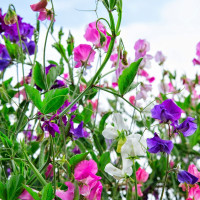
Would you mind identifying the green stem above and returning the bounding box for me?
[94,86,140,113]
[23,150,47,186]
[133,160,138,200]
[160,154,169,200]
[50,136,56,197]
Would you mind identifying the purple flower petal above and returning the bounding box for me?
[177,170,198,184]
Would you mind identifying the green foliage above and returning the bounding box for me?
[99,152,111,170]
[23,185,40,200]
[41,183,54,200]
[118,58,142,95]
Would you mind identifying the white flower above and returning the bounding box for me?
[121,134,147,158]
[102,113,128,139]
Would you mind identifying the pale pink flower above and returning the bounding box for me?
[80,83,87,92]
[168,82,175,93]
[155,51,166,65]
[132,184,143,197]
[87,181,103,200]
[56,182,75,200]
[45,164,53,178]
[73,44,96,68]
[30,0,47,12]
[88,99,98,111]
[138,69,149,77]
[188,164,200,182]
[136,167,149,183]
[192,42,200,65]
[134,39,150,60]
[38,9,54,21]
[15,89,27,100]
[136,84,152,100]
[188,185,200,200]
[179,183,189,192]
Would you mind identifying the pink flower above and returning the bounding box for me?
[168,82,175,93]
[18,189,37,200]
[188,164,200,182]
[84,21,110,51]
[179,183,189,192]
[193,42,200,65]
[15,89,27,100]
[155,51,166,65]
[112,82,118,88]
[38,9,54,21]
[136,167,149,183]
[56,182,75,200]
[136,84,152,100]
[88,99,98,111]
[134,39,150,60]
[129,96,135,105]
[132,184,143,197]
[147,77,155,83]
[74,160,102,199]
[139,69,149,77]
[30,0,47,12]
[169,161,174,168]
[188,185,200,200]
[73,44,96,68]
[45,164,54,178]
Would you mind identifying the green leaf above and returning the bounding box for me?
[46,64,63,89]
[109,0,117,10]
[100,152,110,171]
[99,112,112,133]
[81,103,93,124]
[24,84,42,110]
[0,131,12,148]
[41,88,68,114]
[6,175,24,200]
[118,58,142,95]
[23,185,40,200]
[33,62,46,90]
[41,183,54,200]
[69,152,89,171]
[67,31,74,57]
[0,181,6,200]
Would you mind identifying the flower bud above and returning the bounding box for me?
[4,5,17,25]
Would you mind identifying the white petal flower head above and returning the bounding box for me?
[121,134,147,158]
[104,158,133,180]
[102,113,128,140]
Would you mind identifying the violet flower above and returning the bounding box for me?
[176,117,197,137]
[70,121,89,139]
[43,121,60,137]
[146,133,173,154]
[0,44,11,71]
[177,170,198,185]
[151,99,182,123]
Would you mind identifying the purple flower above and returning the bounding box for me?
[23,124,37,141]
[0,44,11,71]
[151,99,182,123]
[51,80,66,89]
[72,146,81,154]
[45,64,56,74]
[43,121,60,137]
[176,117,197,137]
[25,41,36,55]
[177,170,198,184]
[146,133,173,154]
[57,99,77,115]
[70,121,89,139]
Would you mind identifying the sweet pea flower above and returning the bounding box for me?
[42,120,60,137]
[102,113,128,140]
[177,170,198,185]
[132,184,143,197]
[136,167,149,183]
[0,44,11,71]
[56,182,75,200]
[73,44,96,68]
[151,99,182,123]
[134,39,150,60]
[129,96,135,105]
[188,164,200,182]
[155,51,166,65]
[104,157,133,180]
[74,160,102,199]
[146,133,173,154]
[187,185,200,200]
[18,188,37,200]
[192,42,200,66]
[45,164,53,178]
[30,0,47,12]
[176,117,197,137]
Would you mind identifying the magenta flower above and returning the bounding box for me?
[132,184,143,197]
[177,170,198,185]
[18,189,36,200]
[136,167,149,183]
[151,99,182,123]
[56,182,75,200]
[73,44,96,68]
[192,42,200,66]
[74,160,102,199]
[188,164,200,182]
[147,133,173,154]
[45,164,53,178]
[176,117,197,137]
[188,185,200,200]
